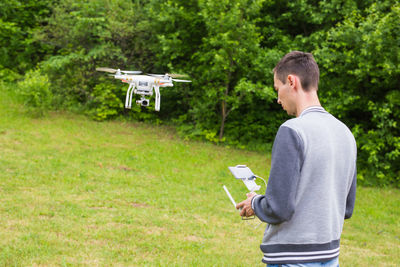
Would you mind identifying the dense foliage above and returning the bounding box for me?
[1,0,399,187]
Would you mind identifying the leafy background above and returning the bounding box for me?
[1,0,399,187]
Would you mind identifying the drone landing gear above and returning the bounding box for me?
[125,83,134,109]
[154,85,160,111]
[124,83,160,111]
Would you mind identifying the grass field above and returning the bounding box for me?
[0,85,399,266]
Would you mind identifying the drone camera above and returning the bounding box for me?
[136,98,149,107]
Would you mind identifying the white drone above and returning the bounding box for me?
[96,67,191,111]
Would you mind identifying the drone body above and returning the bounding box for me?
[96,68,191,111]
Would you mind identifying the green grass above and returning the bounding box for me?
[0,85,399,266]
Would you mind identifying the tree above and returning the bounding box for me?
[0,0,54,73]
[313,1,400,186]
[35,0,156,115]
[191,0,273,140]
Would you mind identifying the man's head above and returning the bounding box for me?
[273,51,319,92]
[273,51,320,116]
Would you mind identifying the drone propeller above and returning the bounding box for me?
[96,67,118,73]
[172,78,191,83]
[167,73,189,78]
[96,67,142,74]
[147,73,189,78]
[121,70,142,74]
[147,73,165,77]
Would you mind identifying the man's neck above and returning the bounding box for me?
[296,90,321,117]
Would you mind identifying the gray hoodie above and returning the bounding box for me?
[252,106,357,264]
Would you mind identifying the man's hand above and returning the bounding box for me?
[236,192,257,217]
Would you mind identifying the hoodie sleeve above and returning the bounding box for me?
[344,167,357,219]
[251,126,304,224]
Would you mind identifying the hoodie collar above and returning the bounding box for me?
[299,106,326,117]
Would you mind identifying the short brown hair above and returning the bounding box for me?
[274,51,319,91]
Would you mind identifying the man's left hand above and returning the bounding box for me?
[236,192,257,217]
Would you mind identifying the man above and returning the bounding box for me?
[236,51,357,267]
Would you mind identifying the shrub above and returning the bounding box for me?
[17,69,53,116]
[87,82,124,121]
[354,93,400,187]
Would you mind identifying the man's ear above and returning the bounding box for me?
[287,75,296,89]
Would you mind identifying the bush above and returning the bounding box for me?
[17,69,53,116]
[353,92,400,187]
[0,67,21,83]
[87,82,124,121]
